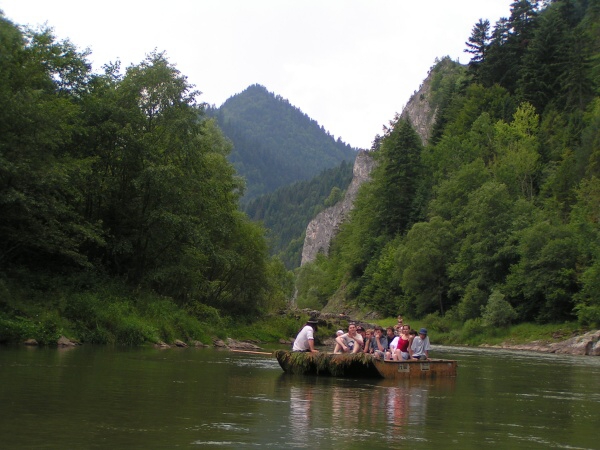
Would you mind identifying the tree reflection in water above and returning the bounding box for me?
[286,377,446,444]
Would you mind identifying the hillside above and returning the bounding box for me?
[295,0,600,331]
[243,160,354,269]
[208,84,357,201]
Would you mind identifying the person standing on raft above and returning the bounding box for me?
[292,319,320,353]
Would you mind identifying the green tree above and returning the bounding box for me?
[429,159,491,221]
[74,51,273,315]
[396,217,456,316]
[491,103,541,200]
[465,19,491,83]
[448,181,519,314]
[355,237,404,315]
[371,117,423,238]
[505,221,579,322]
[0,17,103,273]
[481,290,518,327]
[571,177,600,326]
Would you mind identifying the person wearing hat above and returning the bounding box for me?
[292,319,319,353]
[410,328,431,360]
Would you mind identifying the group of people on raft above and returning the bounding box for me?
[292,315,431,360]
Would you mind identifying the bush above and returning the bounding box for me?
[461,318,485,340]
[458,283,488,321]
[575,304,600,328]
[0,315,35,343]
[0,311,63,345]
[186,301,223,326]
[481,290,518,327]
[422,312,451,333]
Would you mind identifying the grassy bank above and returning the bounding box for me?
[0,277,588,348]
[1,278,224,346]
[366,313,583,349]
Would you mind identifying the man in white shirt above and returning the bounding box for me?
[292,319,319,353]
[411,328,431,360]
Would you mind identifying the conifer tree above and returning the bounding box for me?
[465,19,491,83]
[372,117,423,238]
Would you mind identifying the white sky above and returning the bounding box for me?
[1,0,512,149]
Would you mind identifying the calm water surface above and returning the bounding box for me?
[0,344,598,449]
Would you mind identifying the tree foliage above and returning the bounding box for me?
[299,0,600,327]
[208,84,357,202]
[0,15,290,318]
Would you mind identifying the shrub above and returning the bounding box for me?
[0,315,35,343]
[461,318,485,340]
[0,311,63,345]
[186,301,224,326]
[574,304,600,328]
[422,312,451,333]
[481,290,518,327]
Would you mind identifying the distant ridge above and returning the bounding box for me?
[208,84,357,202]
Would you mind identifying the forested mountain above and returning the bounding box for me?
[208,84,357,201]
[296,0,600,330]
[244,160,354,269]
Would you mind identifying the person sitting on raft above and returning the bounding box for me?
[356,325,367,350]
[363,328,375,353]
[334,323,363,354]
[292,319,319,353]
[410,328,431,360]
[371,326,388,358]
[389,325,411,360]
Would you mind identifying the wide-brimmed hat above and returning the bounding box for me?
[419,328,428,335]
[307,319,319,325]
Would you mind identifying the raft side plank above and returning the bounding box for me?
[373,359,458,379]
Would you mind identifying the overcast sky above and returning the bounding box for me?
[1,0,513,149]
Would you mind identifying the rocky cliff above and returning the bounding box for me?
[301,150,376,265]
[300,63,441,265]
[400,76,436,146]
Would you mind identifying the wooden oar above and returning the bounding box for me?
[229,349,273,356]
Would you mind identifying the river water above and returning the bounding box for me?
[0,344,598,449]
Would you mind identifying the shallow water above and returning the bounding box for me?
[0,344,598,449]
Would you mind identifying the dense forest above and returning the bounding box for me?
[0,13,295,344]
[296,0,600,330]
[208,84,357,202]
[244,160,354,269]
[2,0,599,346]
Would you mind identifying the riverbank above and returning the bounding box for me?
[3,289,599,357]
[479,329,600,356]
[282,310,600,357]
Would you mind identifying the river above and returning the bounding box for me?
[0,344,598,449]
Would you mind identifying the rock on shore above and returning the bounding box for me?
[483,330,600,356]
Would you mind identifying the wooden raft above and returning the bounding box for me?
[275,350,457,379]
[372,358,458,380]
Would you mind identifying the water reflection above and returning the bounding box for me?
[289,385,314,441]
[283,375,457,446]
[1,346,597,449]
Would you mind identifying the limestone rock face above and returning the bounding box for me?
[301,150,375,265]
[299,62,442,266]
[401,82,435,146]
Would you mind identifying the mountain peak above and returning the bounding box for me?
[211,85,357,202]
